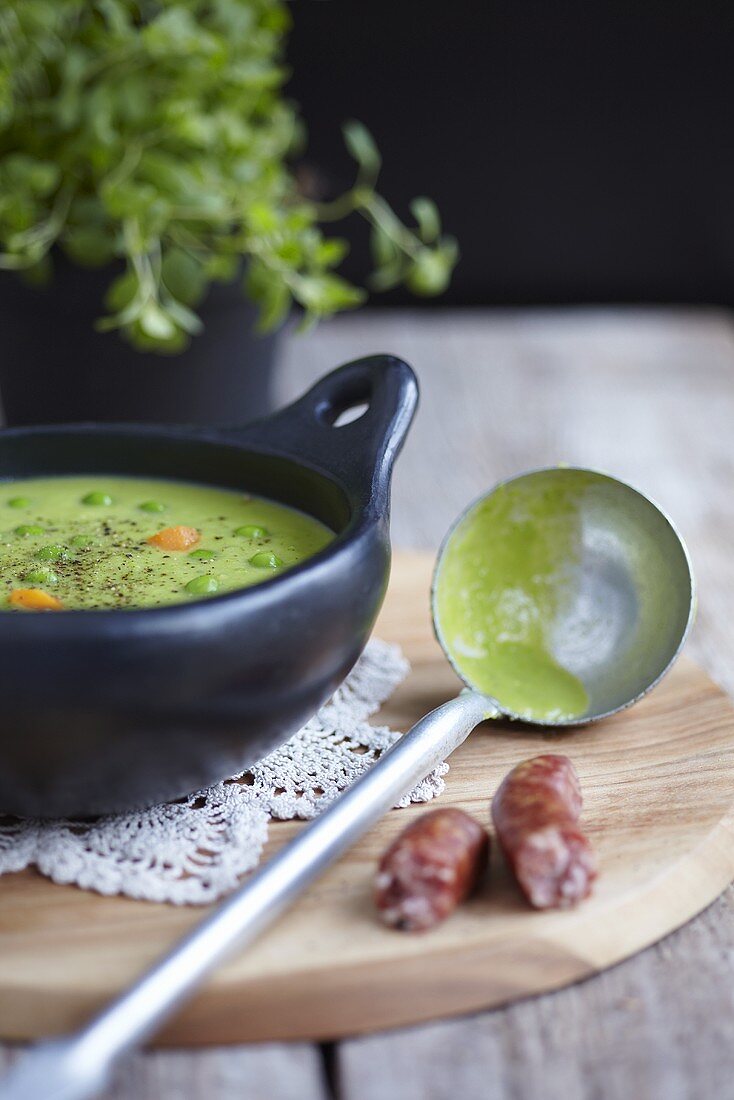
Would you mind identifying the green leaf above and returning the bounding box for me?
[3,156,60,197]
[101,180,159,220]
[247,202,280,234]
[370,223,399,268]
[368,259,407,293]
[295,273,365,314]
[410,197,441,243]
[245,260,291,332]
[161,247,207,306]
[204,253,240,283]
[62,226,116,267]
[138,151,197,199]
[127,322,190,355]
[342,121,381,176]
[139,302,177,341]
[314,237,348,267]
[163,296,204,335]
[21,254,52,287]
[104,271,138,314]
[406,239,459,297]
[142,8,219,58]
[258,280,291,331]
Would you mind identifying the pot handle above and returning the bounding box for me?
[228,354,419,505]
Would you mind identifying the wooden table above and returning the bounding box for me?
[3,308,733,1098]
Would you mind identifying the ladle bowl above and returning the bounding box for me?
[432,467,695,725]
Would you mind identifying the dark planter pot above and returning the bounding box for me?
[0,254,278,427]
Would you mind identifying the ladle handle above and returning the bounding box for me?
[0,691,498,1100]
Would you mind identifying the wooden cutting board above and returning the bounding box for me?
[1,551,733,1046]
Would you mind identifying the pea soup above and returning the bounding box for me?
[434,479,590,722]
[0,476,333,610]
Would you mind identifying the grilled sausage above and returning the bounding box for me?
[492,754,597,909]
[375,808,489,931]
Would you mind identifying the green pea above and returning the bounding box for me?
[36,544,68,562]
[23,567,58,585]
[185,575,220,596]
[250,551,282,570]
[14,524,44,536]
[235,524,268,539]
[139,501,165,513]
[82,491,113,506]
[7,497,30,509]
[71,534,94,548]
[189,548,217,561]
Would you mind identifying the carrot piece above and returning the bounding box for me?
[146,525,200,551]
[8,588,63,611]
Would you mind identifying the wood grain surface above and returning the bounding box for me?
[2,308,733,1098]
[1,552,733,1049]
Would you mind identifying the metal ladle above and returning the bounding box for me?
[0,468,695,1100]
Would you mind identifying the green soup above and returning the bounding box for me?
[434,478,590,723]
[0,476,333,610]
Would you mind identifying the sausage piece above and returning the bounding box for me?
[492,754,597,909]
[375,808,489,931]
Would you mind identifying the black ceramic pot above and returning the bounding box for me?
[0,254,278,427]
[0,354,418,817]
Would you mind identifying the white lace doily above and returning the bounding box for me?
[0,641,448,905]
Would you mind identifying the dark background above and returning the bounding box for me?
[288,2,734,306]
